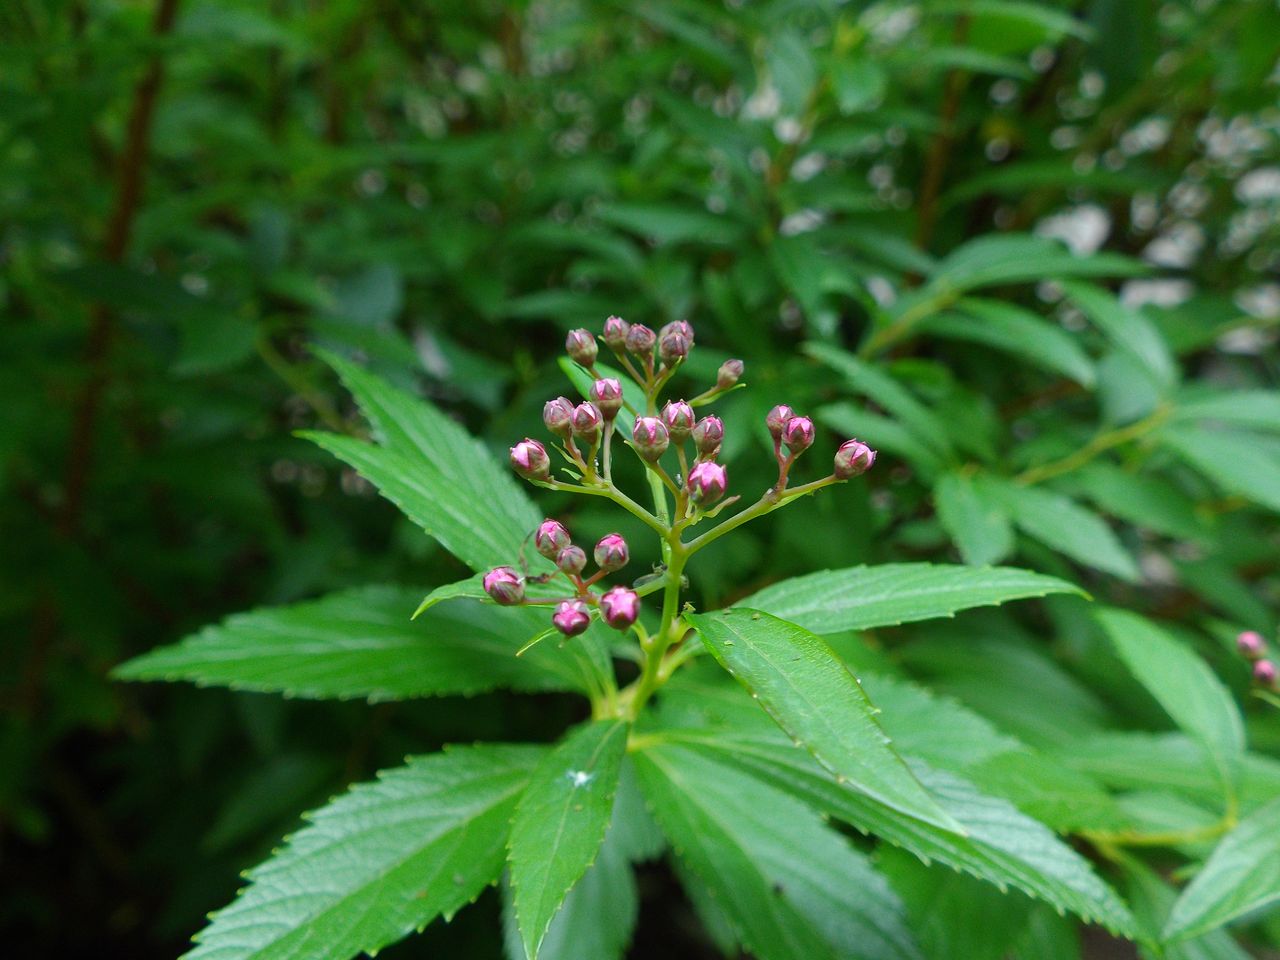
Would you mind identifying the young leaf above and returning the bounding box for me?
[185,744,543,960]
[1159,427,1280,514]
[1094,609,1244,777]
[690,609,963,834]
[739,562,1083,634]
[934,472,1016,566]
[306,355,541,571]
[115,586,599,699]
[993,480,1141,581]
[508,720,630,960]
[1163,797,1280,942]
[922,299,1096,388]
[634,743,922,960]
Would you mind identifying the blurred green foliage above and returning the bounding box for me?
[2,0,1278,956]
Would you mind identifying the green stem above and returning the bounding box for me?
[552,480,666,535]
[685,476,842,556]
[1014,406,1170,486]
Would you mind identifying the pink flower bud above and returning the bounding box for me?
[565,328,598,366]
[691,416,724,457]
[534,519,572,560]
[659,331,691,366]
[482,567,525,605]
[632,416,670,462]
[1255,659,1277,688]
[511,439,551,481]
[662,400,696,443]
[766,404,795,441]
[552,599,592,637]
[687,461,728,505]
[782,416,815,455]
[599,586,641,630]
[625,323,657,357]
[660,320,695,345]
[834,439,877,479]
[602,315,630,350]
[572,402,604,443]
[594,533,629,572]
[543,397,575,439]
[717,359,744,389]
[556,545,588,575]
[1238,631,1265,660]
[590,378,625,420]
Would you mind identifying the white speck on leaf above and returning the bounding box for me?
[566,769,595,788]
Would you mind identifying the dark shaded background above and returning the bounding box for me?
[3,0,1278,956]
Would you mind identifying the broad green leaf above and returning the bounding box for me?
[1164,797,1280,942]
[1160,428,1280,514]
[934,472,1016,566]
[740,562,1083,634]
[634,743,921,960]
[308,355,541,571]
[993,480,1141,581]
[1174,390,1280,432]
[657,733,1135,937]
[928,235,1144,293]
[1060,281,1177,389]
[115,586,600,699]
[1125,861,1251,960]
[1065,463,1210,542]
[806,342,956,460]
[509,720,629,960]
[690,610,962,833]
[185,745,542,960]
[1094,609,1244,777]
[922,299,1096,387]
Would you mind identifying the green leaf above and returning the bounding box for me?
[597,203,744,246]
[1159,427,1280,514]
[817,403,947,476]
[1059,281,1177,390]
[185,745,542,960]
[308,354,541,571]
[992,479,1141,581]
[740,562,1083,634]
[1174,390,1280,432]
[1065,463,1210,542]
[1124,861,1252,960]
[922,299,1096,387]
[934,472,1016,566]
[557,356,646,436]
[1164,797,1280,942]
[690,609,963,834]
[412,574,564,619]
[830,57,886,113]
[658,734,1135,937]
[933,0,1095,40]
[928,234,1144,292]
[509,720,630,960]
[1094,609,1244,778]
[634,743,922,960]
[115,586,600,699]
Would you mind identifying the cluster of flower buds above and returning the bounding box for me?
[1237,630,1277,690]
[482,522,642,637]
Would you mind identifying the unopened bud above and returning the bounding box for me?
[556,545,588,575]
[482,567,525,606]
[565,328,599,367]
[594,533,629,572]
[590,378,625,420]
[534,519,572,560]
[632,416,670,462]
[572,402,604,443]
[662,400,696,443]
[659,331,691,366]
[552,599,592,637]
[1238,631,1265,660]
[543,397,575,439]
[691,416,724,458]
[1255,659,1277,688]
[660,320,695,345]
[782,416,815,455]
[688,461,728,505]
[717,359,744,389]
[511,439,551,481]
[625,323,657,357]
[834,439,876,479]
[600,587,641,630]
[766,404,795,441]
[603,316,631,350]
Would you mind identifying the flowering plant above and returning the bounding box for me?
[118,321,1279,960]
